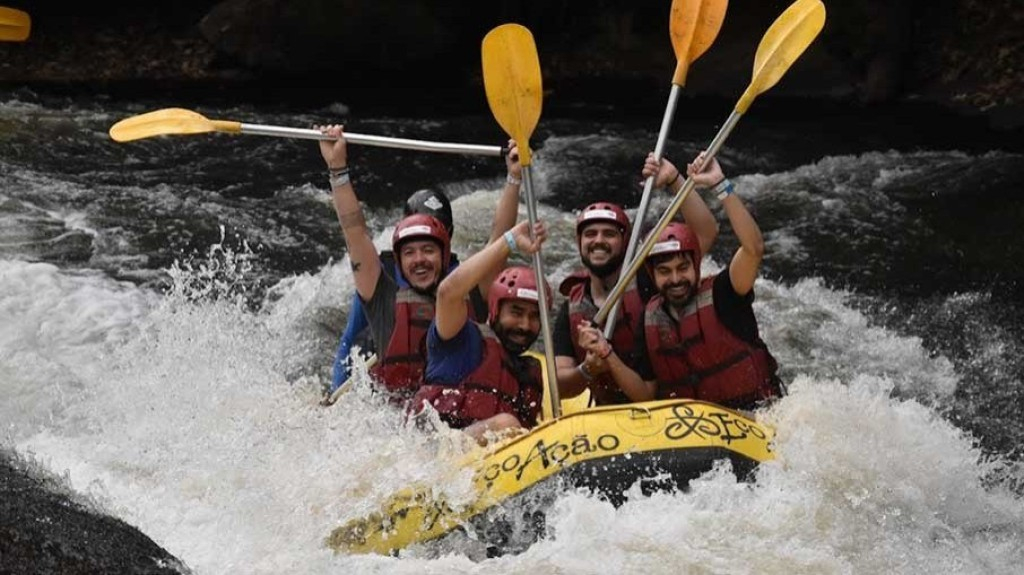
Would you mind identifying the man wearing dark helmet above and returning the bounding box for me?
[317,125,523,401]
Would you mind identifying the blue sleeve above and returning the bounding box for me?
[329,293,370,392]
[425,321,483,385]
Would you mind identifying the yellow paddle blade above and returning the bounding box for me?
[481,24,543,167]
[109,108,241,142]
[736,0,826,113]
[0,6,30,42]
[670,0,728,85]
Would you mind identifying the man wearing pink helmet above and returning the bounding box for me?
[317,125,523,399]
[552,153,718,406]
[586,152,783,410]
[411,219,550,444]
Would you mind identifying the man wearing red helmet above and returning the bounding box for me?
[591,152,784,410]
[552,154,718,406]
[317,126,523,400]
[411,220,550,443]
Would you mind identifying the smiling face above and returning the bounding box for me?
[493,299,541,355]
[651,252,698,309]
[579,222,626,279]
[398,239,444,293]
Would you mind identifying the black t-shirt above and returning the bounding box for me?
[634,269,760,381]
[553,301,576,358]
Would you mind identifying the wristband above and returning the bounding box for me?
[335,169,356,188]
[506,174,522,186]
[577,363,594,382]
[329,167,351,188]
[714,178,734,201]
[503,230,518,253]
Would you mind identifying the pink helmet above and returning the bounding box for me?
[647,222,702,272]
[391,214,451,270]
[575,202,631,239]
[488,266,553,321]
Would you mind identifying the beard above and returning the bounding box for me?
[662,279,696,309]
[493,321,537,356]
[581,247,625,280]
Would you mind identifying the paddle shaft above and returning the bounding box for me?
[523,167,562,418]
[602,84,683,338]
[594,110,742,326]
[238,123,505,157]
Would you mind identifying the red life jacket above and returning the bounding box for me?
[371,287,478,397]
[558,269,590,297]
[411,323,544,429]
[644,276,781,410]
[566,276,645,405]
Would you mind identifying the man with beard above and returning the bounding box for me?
[317,125,522,401]
[600,152,784,410]
[411,220,551,444]
[552,153,718,405]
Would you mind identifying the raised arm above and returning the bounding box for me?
[642,153,718,257]
[686,153,765,296]
[489,139,523,243]
[480,139,525,295]
[318,125,381,301]
[435,220,546,340]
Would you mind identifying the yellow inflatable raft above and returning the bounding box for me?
[327,395,774,555]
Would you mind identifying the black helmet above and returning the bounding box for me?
[404,189,454,241]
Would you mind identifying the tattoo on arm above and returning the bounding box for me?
[351,261,362,273]
[339,210,366,231]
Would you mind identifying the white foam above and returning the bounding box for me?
[3,159,1022,573]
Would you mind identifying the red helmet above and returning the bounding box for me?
[392,214,451,271]
[575,202,631,239]
[488,266,553,321]
[647,222,701,272]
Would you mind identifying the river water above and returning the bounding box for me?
[2,86,1023,573]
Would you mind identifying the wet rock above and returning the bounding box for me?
[0,450,189,575]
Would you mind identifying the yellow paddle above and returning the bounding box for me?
[109,108,505,157]
[481,24,562,418]
[0,6,30,42]
[603,0,728,338]
[595,0,826,326]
